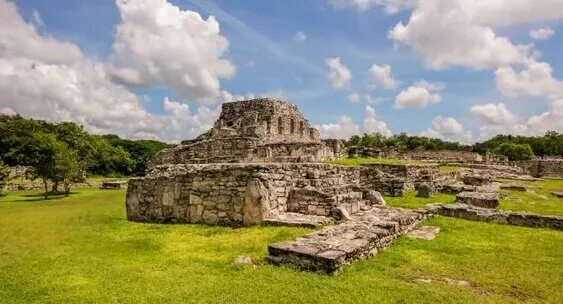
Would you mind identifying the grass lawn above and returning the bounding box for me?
[328,157,431,167]
[385,191,456,209]
[499,178,563,216]
[1,189,562,303]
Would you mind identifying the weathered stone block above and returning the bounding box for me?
[456,191,499,208]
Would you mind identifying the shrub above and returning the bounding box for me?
[495,142,534,161]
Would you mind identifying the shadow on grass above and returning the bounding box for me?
[3,191,81,203]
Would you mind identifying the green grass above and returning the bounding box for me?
[499,178,563,216]
[438,165,461,173]
[385,191,456,209]
[328,157,431,167]
[1,189,562,303]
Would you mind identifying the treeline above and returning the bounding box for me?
[346,132,563,161]
[347,133,471,152]
[0,115,169,196]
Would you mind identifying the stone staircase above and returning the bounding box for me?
[267,206,428,274]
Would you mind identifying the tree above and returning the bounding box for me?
[495,143,535,161]
[30,133,84,198]
[0,159,10,196]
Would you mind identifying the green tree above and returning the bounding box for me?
[29,133,84,198]
[495,142,535,161]
[0,159,10,196]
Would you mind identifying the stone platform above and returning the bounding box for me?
[266,206,427,274]
[428,203,562,230]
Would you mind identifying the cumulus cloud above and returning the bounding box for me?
[495,60,563,101]
[0,0,222,142]
[368,63,397,89]
[110,0,235,103]
[316,116,360,139]
[317,105,391,138]
[529,27,555,40]
[294,31,307,42]
[421,115,472,143]
[472,100,563,140]
[326,57,352,89]
[347,92,384,104]
[394,80,443,109]
[363,105,392,136]
[470,103,518,125]
[328,0,416,13]
[387,0,563,70]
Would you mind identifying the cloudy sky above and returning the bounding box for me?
[1,0,562,142]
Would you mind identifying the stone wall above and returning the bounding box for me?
[429,203,562,230]
[357,164,439,196]
[381,150,483,163]
[514,159,563,178]
[126,163,361,226]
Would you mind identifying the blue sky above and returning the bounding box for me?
[3,0,563,142]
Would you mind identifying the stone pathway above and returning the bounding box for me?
[267,206,427,274]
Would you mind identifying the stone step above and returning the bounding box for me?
[262,212,334,228]
[266,206,427,274]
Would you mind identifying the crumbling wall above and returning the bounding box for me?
[514,159,563,178]
[383,150,483,163]
[126,163,360,226]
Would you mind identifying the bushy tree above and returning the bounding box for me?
[0,159,10,196]
[495,143,535,161]
[30,133,85,198]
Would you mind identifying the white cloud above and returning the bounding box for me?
[363,105,392,136]
[317,105,391,138]
[294,31,307,42]
[473,100,563,140]
[470,103,518,125]
[0,0,221,142]
[530,27,555,40]
[347,93,361,103]
[316,116,360,139]
[495,60,563,101]
[386,0,563,70]
[394,80,443,109]
[110,0,235,104]
[31,9,44,28]
[328,0,416,13]
[421,115,472,143]
[326,57,352,89]
[368,63,397,89]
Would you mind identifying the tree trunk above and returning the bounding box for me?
[43,178,49,199]
[52,181,59,193]
[64,181,70,197]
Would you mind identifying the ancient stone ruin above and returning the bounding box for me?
[126,98,433,273]
[125,98,562,274]
[151,98,341,165]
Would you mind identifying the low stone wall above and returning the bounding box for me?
[358,164,440,196]
[429,203,562,230]
[514,159,563,178]
[126,163,361,226]
[387,150,483,163]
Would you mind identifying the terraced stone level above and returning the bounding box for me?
[267,206,427,274]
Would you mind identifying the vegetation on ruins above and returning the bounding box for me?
[0,187,562,303]
[0,115,169,177]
